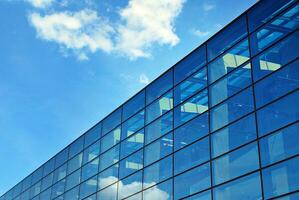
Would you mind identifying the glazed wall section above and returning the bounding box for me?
[1,0,299,199]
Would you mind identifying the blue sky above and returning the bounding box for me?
[0,0,257,195]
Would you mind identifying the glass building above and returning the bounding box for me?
[1,0,299,199]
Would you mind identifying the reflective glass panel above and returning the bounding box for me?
[43,158,55,177]
[55,148,68,168]
[67,153,83,175]
[53,163,67,183]
[123,90,145,121]
[83,141,100,165]
[101,126,121,153]
[212,142,259,185]
[187,190,211,200]
[99,144,119,171]
[121,110,144,140]
[102,107,122,136]
[51,179,65,199]
[119,150,143,179]
[41,173,53,192]
[84,123,101,148]
[143,179,173,200]
[98,164,118,190]
[79,176,97,200]
[64,186,79,200]
[118,171,142,199]
[174,89,208,128]
[81,158,99,182]
[69,136,84,159]
[97,183,117,200]
[120,130,144,159]
[66,169,81,191]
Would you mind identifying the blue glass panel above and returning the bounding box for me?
[143,179,173,200]
[121,110,144,140]
[30,181,41,198]
[67,153,82,175]
[97,183,117,200]
[252,30,299,81]
[98,163,118,190]
[174,111,209,151]
[101,126,121,153]
[64,186,79,200]
[40,188,51,200]
[187,190,211,200]
[213,172,262,200]
[207,15,247,61]
[81,158,99,182]
[248,0,296,32]
[118,171,142,199]
[210,87,254,132]
[260,122,299,167]
[53,163,67,183]
[174,163,210,200]
[174,137,209,175]
[83,141,100,165]
[143,155,172,189]
[69,136,84,159]
[32,167,43,185]
[99,144,119,171]
[146,91,173,124]
[144,132,173,166]
[119,150,143,179]
[79,176,97,199]
[275,192,299,200]
[123,90,145,121]
[120,130,144,159]
[174,45,206,85]
[174,67,207,106]
[66,169,81,191]
[255,59,299,108]
[102,107,122,136]
[55,148,68,168]
[174,89,208,128]
[257,90,299,136]
[210,63,251,107]
[208,39,250,84]
[22,175,32,192]
[211,114,257,158]
[84,123,101,148]
[41,173,53,192]
[145,111,173,145]
[212,142,259,185]
[250,3,299,56]
[43,158,55,177]
[51,179,65,199]
[263,157,299,199]
[146,69,173,105]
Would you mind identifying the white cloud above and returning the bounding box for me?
[192,29,210,37]
[203,3,216,11]
[139,73,150,85]
[28,9,114,60]
[26,0,54,8]
[115,0,185,59]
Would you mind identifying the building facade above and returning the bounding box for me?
[1,0,299,199]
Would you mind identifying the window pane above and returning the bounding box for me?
[99,144,119,171]
[255,59,299,108]
[260,122,299,167]
[123,90,145,121]
[118,171,142,199]
[120,130,144,159]
[248,0,295,32]
[174,112,209,151]
[174,45,206,85]
[119,150,143,179]
[145,111,173,145]
[143,155,172,189]
[43,158,55,177]
[213,172,262,200]
[32,167,43,185]
[41,173,53,192]
[97,183,117,200]
[30,181,41,198]
[64,186,79,200]
[67,153,83,175]
[53,163,67,183]
[143,179,173,200]
[81,158,99,182]
[144,132,173,166]
[55,148,68,168]
[40,188,51,200]
[263,156,299,199]
[209,63,252,107]
[174,163,210,200]
[174,67,207,106]
[51,179,65,199]
[212,142,259,185]
[174,137,209,175]
[66,169,81,191]
[98,164,118,190]
[252,30,299,81]
[146,91,173,124]
[207,15,247,61]
[102,107,122,136]
[69,136,84,159]
[121,110,144,140]
[250,3,299,56]
[84,123,101,148]
[210,87,254,132]
[208,39,250,84]
[211,114,257,158]
[79,176,97,200]
[275,192,299,200]
[101,126,121,153]
[257,90,299,136]
[146,69,173,105]
[83,141,100,165]
[174,89,208,128]
[187,190,211,200]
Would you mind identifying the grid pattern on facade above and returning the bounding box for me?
[1,0,299,199]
